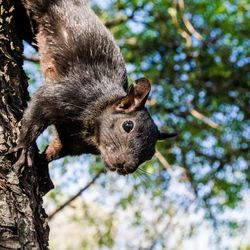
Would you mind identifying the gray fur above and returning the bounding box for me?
[13,0,174,176]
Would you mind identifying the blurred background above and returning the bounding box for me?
[23,0,250,249]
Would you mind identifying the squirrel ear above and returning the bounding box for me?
[158,132,178,140]
[116,78,151,112]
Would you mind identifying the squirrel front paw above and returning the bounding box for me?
[8,145,54,194]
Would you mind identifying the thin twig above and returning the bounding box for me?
[168,6,192,47]
[48,170,104,220]
[155,150,174,175]
[105,16,127,28]
[23,55,40,63]
[104,6,138,28]
[178,0,203,40]
[155,150,195,201]
[189,108,222,130]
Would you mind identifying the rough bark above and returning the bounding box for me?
[0,0,49,249]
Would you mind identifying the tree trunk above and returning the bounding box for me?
[0,1,49,249]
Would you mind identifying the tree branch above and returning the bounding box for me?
[0,1,49,248]
[177,0,203,40]
[23,55,40,63]
[187,102,222,130]
[155,150,196,201]
[48,170,104,220]
[155,150,174,175]
[105,16,127,28]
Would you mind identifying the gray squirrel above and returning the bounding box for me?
[12,0,176,176]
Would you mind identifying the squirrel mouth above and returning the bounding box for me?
[116,168,136,175]
[104,163,136,176]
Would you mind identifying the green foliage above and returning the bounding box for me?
[24,0,250,248]
[95,0,249,247]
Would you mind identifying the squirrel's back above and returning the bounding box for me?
[24,0,126,84]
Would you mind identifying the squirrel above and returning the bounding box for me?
[12,0,176,177]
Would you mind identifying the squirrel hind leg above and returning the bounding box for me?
[44,136,64,162]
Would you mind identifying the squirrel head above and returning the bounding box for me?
[95,78,176,175]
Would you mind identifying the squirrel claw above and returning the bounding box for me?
[27,149,34,167]
[6,145,23,156]
[12,148,28,168]
[12,147,34,169]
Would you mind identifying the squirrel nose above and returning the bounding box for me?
[115,160,136,175]
[116,161,126,169]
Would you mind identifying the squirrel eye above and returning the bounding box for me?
[122,121,134,133]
